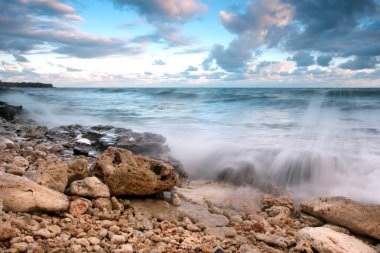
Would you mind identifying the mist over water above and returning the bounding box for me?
[2,87,380,203]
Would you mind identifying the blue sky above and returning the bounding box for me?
[0,0,380,87]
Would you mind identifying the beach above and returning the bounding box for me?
[0,92,379,252]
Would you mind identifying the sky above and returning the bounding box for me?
[0,0,380,87]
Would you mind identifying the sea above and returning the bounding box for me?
[1,87,380,203]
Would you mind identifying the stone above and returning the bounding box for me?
[111,234,126,244]
[0,172,69,213]
[171,192,181,206]
[34,229,52,239]
[295,227,376,253]
[0,219,17,241]
[69,198,91,217]
[93,198,112,212]
[67,159,89,185]
[90,147,178,196]
[70,176,110,198]
[301,196,380,240]
[299,211,324,226]
[322,224,350,235]
[87,237,101,245]
[11,242,28,252]
[116,244,133,253]
[186,224,201,232]
[0,101,22,121]
[0,136,15,150]
[31,155,68,193]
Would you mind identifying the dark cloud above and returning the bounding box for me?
[289,51,315,67]
[0,1,142,58]
[317,55,332,67]
[206,0,380,73]
[112,0,207,23]
[284,0,380,61]
[12,54,29,63]
[339,56,379,70]
[152,59,166,65]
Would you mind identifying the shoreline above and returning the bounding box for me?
[0,106,379,252]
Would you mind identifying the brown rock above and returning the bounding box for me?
[31,154,68,192]
[67,159,89,185]
[301,196,380,240]
[0,219,18,241]
[92,198,112,212]
[70,176,110,198]
[90,147,178,196]
[295,227,376,253]
[69,198,91,217]
[0,171,69,213]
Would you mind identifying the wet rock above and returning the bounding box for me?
[0,101,22,121]
[294,227,376,253]
[31,154,68,193]
[67,159,89,185]
[70,176,110,198]
[69,198,91,217]
[90,147,178,196]
[0,171,69,213]
[301,196,380,240]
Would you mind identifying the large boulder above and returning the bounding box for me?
[301,197,380,240]
[70,176,110,198]
[31,155,68,193]
[90,147,178,196]
[0,172,69,213]
[294,227,376,253]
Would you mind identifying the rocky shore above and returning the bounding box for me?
[0,106,379,253]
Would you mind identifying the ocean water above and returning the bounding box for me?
[1,87,380,203]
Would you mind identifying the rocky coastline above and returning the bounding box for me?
[0,103,379,253]
[0,81,53,89]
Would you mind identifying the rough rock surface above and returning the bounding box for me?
[67,159,89,185]
[31,154,68,193]
[0,171,69,213]
[301,196,380,240]
[0,101,22,121]
[295,227,376,253]
[70,176,110,198]
[91,147,178,196]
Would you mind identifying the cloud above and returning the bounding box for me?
[152,59,166,65]
[205,0,380,74]
[339,56,379,70]
[12,54,29,63]
[203,0,293,72]
[0,1,142,58]
[112,0,208,23]
[289,51,315,67]
[317,55,333,67]
[186,66,198,71]
[132,23,191,47]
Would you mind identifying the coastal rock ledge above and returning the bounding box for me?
[295,227,377,253]
[90,146,178,196]
[301,196,380,240]
[0,171,69,213]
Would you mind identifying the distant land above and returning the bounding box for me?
[0,81,53,88]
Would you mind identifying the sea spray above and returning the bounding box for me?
[1,87,380,203]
